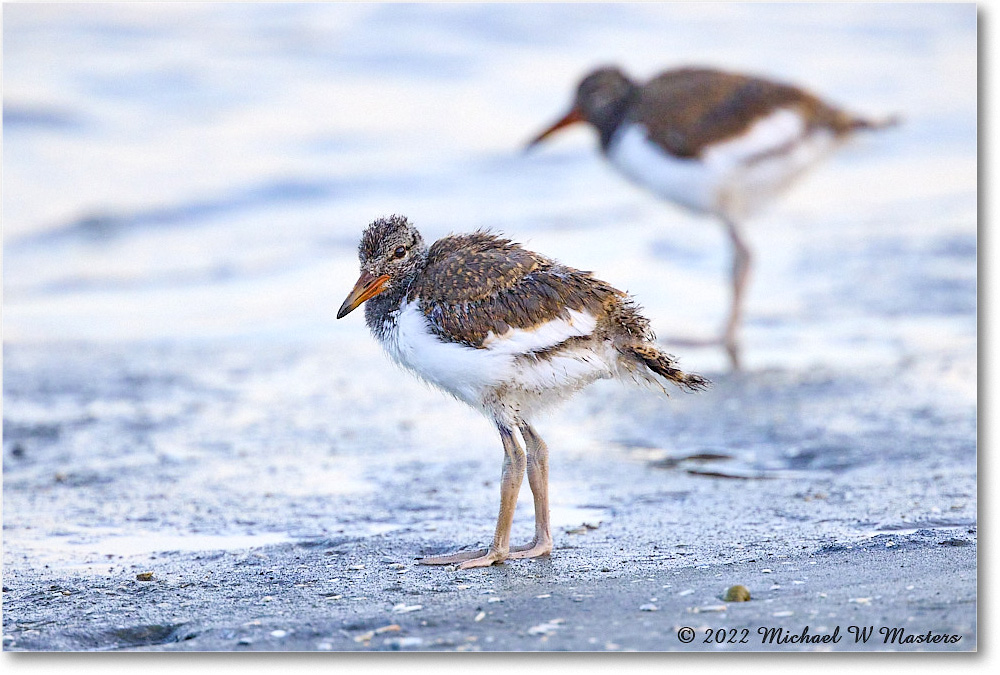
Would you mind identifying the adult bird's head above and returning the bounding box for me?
[526,66,637,149]
[337,215,427,319]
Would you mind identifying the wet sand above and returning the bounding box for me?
[2,338,976,651]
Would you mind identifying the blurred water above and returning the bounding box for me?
[3,2,977,375]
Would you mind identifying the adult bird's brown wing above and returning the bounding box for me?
[634,67,852,159]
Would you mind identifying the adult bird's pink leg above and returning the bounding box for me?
[661,217,752,370]
[722,217,752,371]
[417,425,526,568]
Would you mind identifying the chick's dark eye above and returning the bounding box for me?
[393,246,406,259]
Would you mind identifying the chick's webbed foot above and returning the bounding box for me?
[417,547,488,566]
[417,546,506,569]
[417,536,551,568]
[507,538,552,560]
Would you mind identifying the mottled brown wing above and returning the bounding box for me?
[635,68,849,158]
[412,232,541,304]
[410,232,622,348]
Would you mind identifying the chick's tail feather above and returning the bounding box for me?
[624,343,710,393]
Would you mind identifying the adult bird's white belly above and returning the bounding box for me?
[607,123,718,214]
[607,109,840,220]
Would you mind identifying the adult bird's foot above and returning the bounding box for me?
[662,334,742,370]
[660,334,723,348]
[724,340,742,371]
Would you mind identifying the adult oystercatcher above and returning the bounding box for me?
[527,66,898,369]
[337,215,707,569]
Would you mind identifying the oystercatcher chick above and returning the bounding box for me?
[337,215,707,569]
[526,66,899,369]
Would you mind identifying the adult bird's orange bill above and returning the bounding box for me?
[337,215,708,570]
[526,107,585,148]
[526,65,899,369]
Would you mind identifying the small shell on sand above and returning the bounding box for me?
[724,584,751,602]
